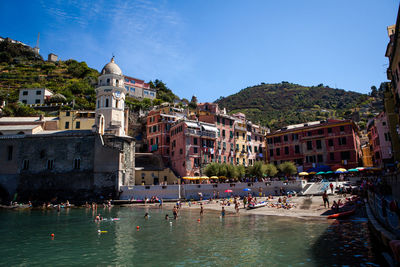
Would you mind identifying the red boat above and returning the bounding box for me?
[327,208,356,219]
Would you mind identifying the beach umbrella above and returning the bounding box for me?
[356,167,365,171]
[299,172,309,176]
[309,172,317,175]
[210,176,218,179]
[326,171,334,174]
[316,171,325,175]
[199,176,209,179]
[225,189,233,193]
[336,168,347,172]
[348,169,358,172]
[243,188,251,191]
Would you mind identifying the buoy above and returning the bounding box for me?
[136,226,140,230]
[197,218,200,222]
[98,230,108,233]
[51,233,55,237]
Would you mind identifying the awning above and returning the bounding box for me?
[185,121,200,129]
[201,124,218,133]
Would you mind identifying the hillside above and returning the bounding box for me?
[215,82,378,130]
[0,39,178,116]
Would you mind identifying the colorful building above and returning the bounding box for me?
[146,105,185,163]
[266,119,361,171]
[367,112,393,167]
[233,113,248,166]
[169,119,218,177]
[197,103,236,164]
[59,110,95,130]
[124,75,156,100]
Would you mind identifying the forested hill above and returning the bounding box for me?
[0,39,178,116]
[215,82,374,130]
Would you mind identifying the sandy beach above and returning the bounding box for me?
[125,194,354,220]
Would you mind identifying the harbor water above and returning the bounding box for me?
[0,206,378,266]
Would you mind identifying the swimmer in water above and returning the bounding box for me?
[165,214,169,220]
[221,207,225,217]
[144,212,149,219]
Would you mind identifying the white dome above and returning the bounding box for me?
[101,57,122,76]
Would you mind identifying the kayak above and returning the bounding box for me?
[248,201,268,209]
[327,208,356,219]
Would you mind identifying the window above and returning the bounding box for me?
[307,141,312,150]
[269,149,274,157]
[276,148,280,156]
[274,136,281,143]
[327,128,332,133]
[35,99,40,104]
[105,98,109,107]
[74,158,81,169]
[330,152,334,160]
[7,146,13,161]
[267,138,273,144]
[36,90,41,95]
[316,140,322,149]
[292,134,298,140]
[230,120,233,127]
[317,154,323,162]
[284,135,288,142]
[284,147,289,155]
[247,135,251,141]
[222,130,226,137]
[230,131,234,138]
[194,147,198,153]
[65,122,70,129]
[217,117,220,124]
[66,111,70,116]
[295,145,300,154]
[223,142,226,150]
[22,159,29,170]
[22,100,27,104]
[180,149,183,155]
[254,146,258,153]
[22,91,28,96]
[328,139,333,146]
[318,129,324,135]
[340,126,345,132]
[307,131,312,136]
[47,159,54,170]
[338,137,347,145]
[236,144,239,151]
[242,133,245,139]
[242,158,245,165]
[222,118,225,125]
[224,156,226,163]
[383,121,386,126]
[193,138,198,145]
[76,121,80,129]
[107,78,110,85]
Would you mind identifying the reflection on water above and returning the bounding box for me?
[0,207,378,266]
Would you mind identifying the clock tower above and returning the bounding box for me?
[95,57,127,136]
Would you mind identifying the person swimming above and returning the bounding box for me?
[221,207,225,217]
[144,212,149,219]
[165,214,169,220]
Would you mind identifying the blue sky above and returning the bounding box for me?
[0,0,398,101]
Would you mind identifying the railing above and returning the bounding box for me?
[185,129,216,138]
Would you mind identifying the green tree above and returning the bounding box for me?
[278,161,297,176]
[236,165,246,179]
[247,161,264,177]
[264,163,278,177]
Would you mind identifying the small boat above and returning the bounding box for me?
[327,208,356,219]
[248,201,268,209]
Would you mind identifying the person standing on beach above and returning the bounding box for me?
[243,196,247,209]
[173,206,178,219]
[329,183,334,194]
[200,203,204,216]
[322,190,329,208]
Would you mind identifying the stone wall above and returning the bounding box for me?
[0,132,135,203]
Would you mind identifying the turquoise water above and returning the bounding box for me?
[0,207,377,266]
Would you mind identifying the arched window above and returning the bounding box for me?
[116,79,119,86]
[116,100,119,108]
[105,98,109,107]
[107,78,110,85]
[97,100,100,108]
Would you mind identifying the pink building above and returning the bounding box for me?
[124,75,156,100]
[146,106,185,163]
[197,103,236,164]
[169,119,218,177]
[368,112,392,167]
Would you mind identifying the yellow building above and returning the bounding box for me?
[135,153,179,185]
[234,117,248,166]
[59,110,96,130]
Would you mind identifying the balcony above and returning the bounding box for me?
[185,129,216,138]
